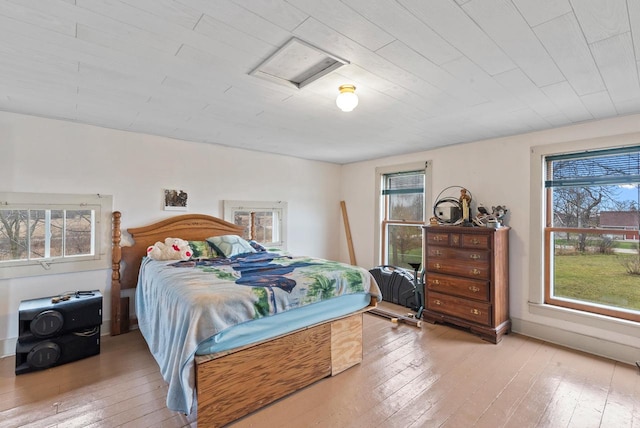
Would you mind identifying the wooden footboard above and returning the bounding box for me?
[196,312,364,427]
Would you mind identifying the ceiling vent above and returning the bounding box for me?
[249,38,349,89]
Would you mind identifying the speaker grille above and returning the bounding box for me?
[30,310,64,337]
[26,341,61,368]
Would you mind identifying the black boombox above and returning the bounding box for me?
[15,291,102,375]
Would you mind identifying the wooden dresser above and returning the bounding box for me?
[422,225,510,343]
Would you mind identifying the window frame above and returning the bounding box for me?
[375,161,431,268]
[532,132,640,326]
[223,200,288,250]
[0,192,113,279]
[542,144,640,322]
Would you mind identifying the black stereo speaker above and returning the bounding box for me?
[15,291,102,375]
[15,327,101,375]
[18,291,103,341]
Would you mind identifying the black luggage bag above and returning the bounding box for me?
[369,265,421,310]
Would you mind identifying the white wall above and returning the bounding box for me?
[4,109,640,365]
[0,111,342,356]
[341,113,640,365]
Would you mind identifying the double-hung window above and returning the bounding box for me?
[0,192,112,279]
[544,146,640,322]
[377,162,430,270]
[223,200,287,250]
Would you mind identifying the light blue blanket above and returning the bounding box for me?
[135,252,381,415]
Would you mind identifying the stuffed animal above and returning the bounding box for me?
[147,237,193,261]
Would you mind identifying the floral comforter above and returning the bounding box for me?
[135,251,381,414]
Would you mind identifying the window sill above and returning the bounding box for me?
[528,301,640,338]
[517,302,640,365]
[0,258,109,279]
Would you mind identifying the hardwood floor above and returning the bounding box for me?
[2,305,639,427]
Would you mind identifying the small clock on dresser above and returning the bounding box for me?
[422,225,510,343]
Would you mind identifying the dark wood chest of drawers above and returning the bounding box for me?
[422,225,510,343]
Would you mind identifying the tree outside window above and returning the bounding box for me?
[381,171,425,270]
[0,209,94,262]
[0,192,111,279]
[545,147,640,322]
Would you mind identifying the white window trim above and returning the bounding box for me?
[374,161,432,266]
[223,200,288,250]
[529,133,640,328]
[0,192,112,279]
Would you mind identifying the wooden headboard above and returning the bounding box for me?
[111,211,244,335]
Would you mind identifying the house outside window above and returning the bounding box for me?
[376,162,430,271]
[544,146,640,322]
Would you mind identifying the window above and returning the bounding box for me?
[376,162,430,270]
[544,146,640,322]
[223,200,287,250]
[0,192,112,279]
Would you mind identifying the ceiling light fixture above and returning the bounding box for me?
[336,84,358,112]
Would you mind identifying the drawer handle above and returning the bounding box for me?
[471,268,481,275]
[471,308,482,315]
[434,299,442,306]
[471,238,480,245]
[469,254,481,260]
[468,285,480,293]
[433,236,444,242]
[432,279,440,285]
[435,250,443,256]
[435,263,441,269]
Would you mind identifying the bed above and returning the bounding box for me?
[110,211,381,427]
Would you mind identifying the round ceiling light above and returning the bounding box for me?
[336,84,358,112]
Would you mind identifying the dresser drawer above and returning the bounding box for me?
[427,230,492,250]
[427,247,489,263]
[426,259,490,280]
[426,273,490,302]
[461,233,491,249]
[426,292,492,326]
[426,231,451,246]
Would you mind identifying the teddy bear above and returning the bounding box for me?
[146,237,193,261]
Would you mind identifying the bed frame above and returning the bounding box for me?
[111,211,376,427]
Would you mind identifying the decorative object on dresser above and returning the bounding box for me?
[422,225,510,343]
[431,185,474,226]
[472,204,509,228]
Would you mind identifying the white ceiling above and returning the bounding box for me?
[1,0,639,164]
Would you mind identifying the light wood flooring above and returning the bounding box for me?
[2,305,639,427]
